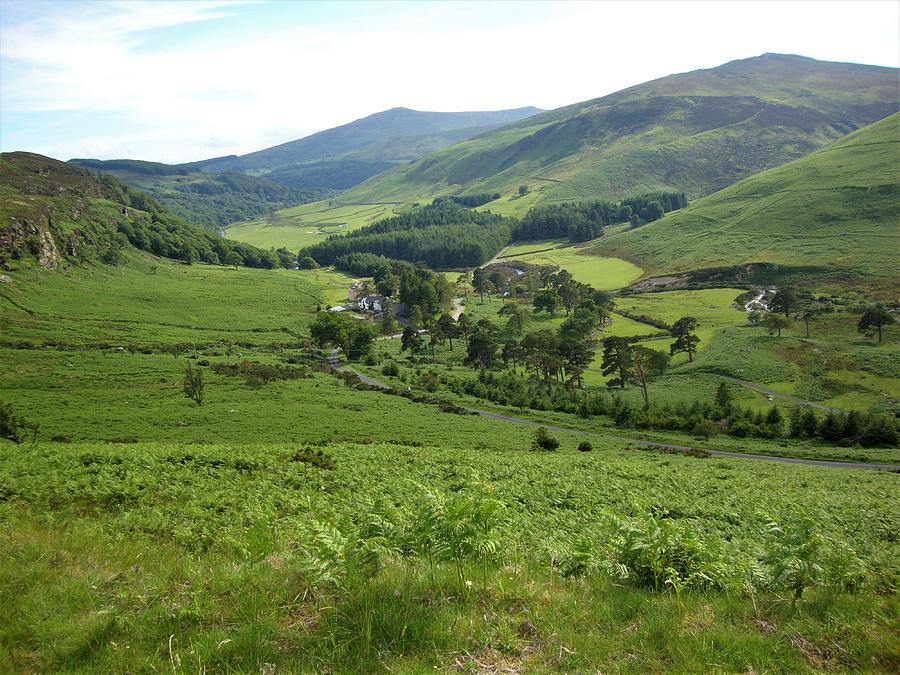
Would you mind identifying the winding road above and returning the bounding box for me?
[326,350,898,472]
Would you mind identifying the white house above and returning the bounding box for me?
[357,295,385,313]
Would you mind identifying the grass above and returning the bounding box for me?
[591,113,900,297]
[2,439,898,672]
[225,200,405,250]
[0,252,353,347]
[1,231,898,671]
[492,245,643,290]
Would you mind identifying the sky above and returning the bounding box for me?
[1,0,898,164]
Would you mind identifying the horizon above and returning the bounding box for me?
[1,0,898,163]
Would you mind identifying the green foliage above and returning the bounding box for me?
[857,305,895,342]
[304,202,512,269]
[182,363,205,406]
[1,402,37,444]
[532,426,560,451]
[311,312,375,361]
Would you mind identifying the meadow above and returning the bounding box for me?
[225,200,406,250]
[490,245,644,290]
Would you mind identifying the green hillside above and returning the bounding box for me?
[590,113,900,295]
[66,160,328,230]
[0,152,287,270]
[340,54,897,208]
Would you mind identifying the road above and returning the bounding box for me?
[326,351,898,472]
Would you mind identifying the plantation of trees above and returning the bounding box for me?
[303,192,689,270]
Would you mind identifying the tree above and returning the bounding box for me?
[770,288,799,317]
[520,330,562,385]
[763,313,791,337]
[763,311,787,337]
[183,364,205,406]
[297,255,319,270]
[631,346,656,404]
[501,340,520,370]
[401,325,424,356]
[714,382,733,414]
[748,310,764,327]
[408,305,424,328]
[465,333,498,369]
[456,312,474,347]
[498,302,530,335]
[799,306,820,338]
[518,184,529,196]
[669,316,700,362]
[223,251,243,268]
[857,305,894,343]
[629,213,640,228]
[533,288,560,317]
[436,313,457,349]
[311,311,374,360]
[601,337,632,389]
[380,312,397,337]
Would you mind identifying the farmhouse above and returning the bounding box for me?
[357,294,385,312]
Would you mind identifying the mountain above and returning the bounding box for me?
[339,54,898,209]
[0,152,287,270]
[589,112,900,296]
[194,106,544,176]
[69,106,542,226]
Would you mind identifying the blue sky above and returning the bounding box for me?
[1,0,898,163]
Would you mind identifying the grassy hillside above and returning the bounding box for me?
[338,54,897,207]
[66,160,329,230]
[0,153,290,270]
[590,113,900,295]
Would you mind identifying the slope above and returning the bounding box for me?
[65,160,328,230]
[197,106,543,175]
[341,54,898,208]
[0,152,284,270]
[588,113,900,295]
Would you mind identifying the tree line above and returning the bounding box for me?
[301,192,688,271]
[303,202,512,270]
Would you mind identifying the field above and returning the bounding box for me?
[491,245,644,290]
[225,200,406,251]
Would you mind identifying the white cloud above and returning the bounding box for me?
[1,0,897,163]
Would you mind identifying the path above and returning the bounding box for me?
[326,351,897,472]
[720,375,844,413]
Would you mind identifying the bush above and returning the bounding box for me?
[577,440,593,452]
[532,426,560,451]
[691,419,720,439]
[381,360,400,377]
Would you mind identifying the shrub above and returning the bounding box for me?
[182,364,205,405]
[381,360,400,377]
[577,440,593,452]
[691,419,720,439]
[292,447,336,470]
[532,426,560,451]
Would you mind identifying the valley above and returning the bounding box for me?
[1,46,898,673]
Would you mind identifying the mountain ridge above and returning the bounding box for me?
[338,53,899,208]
